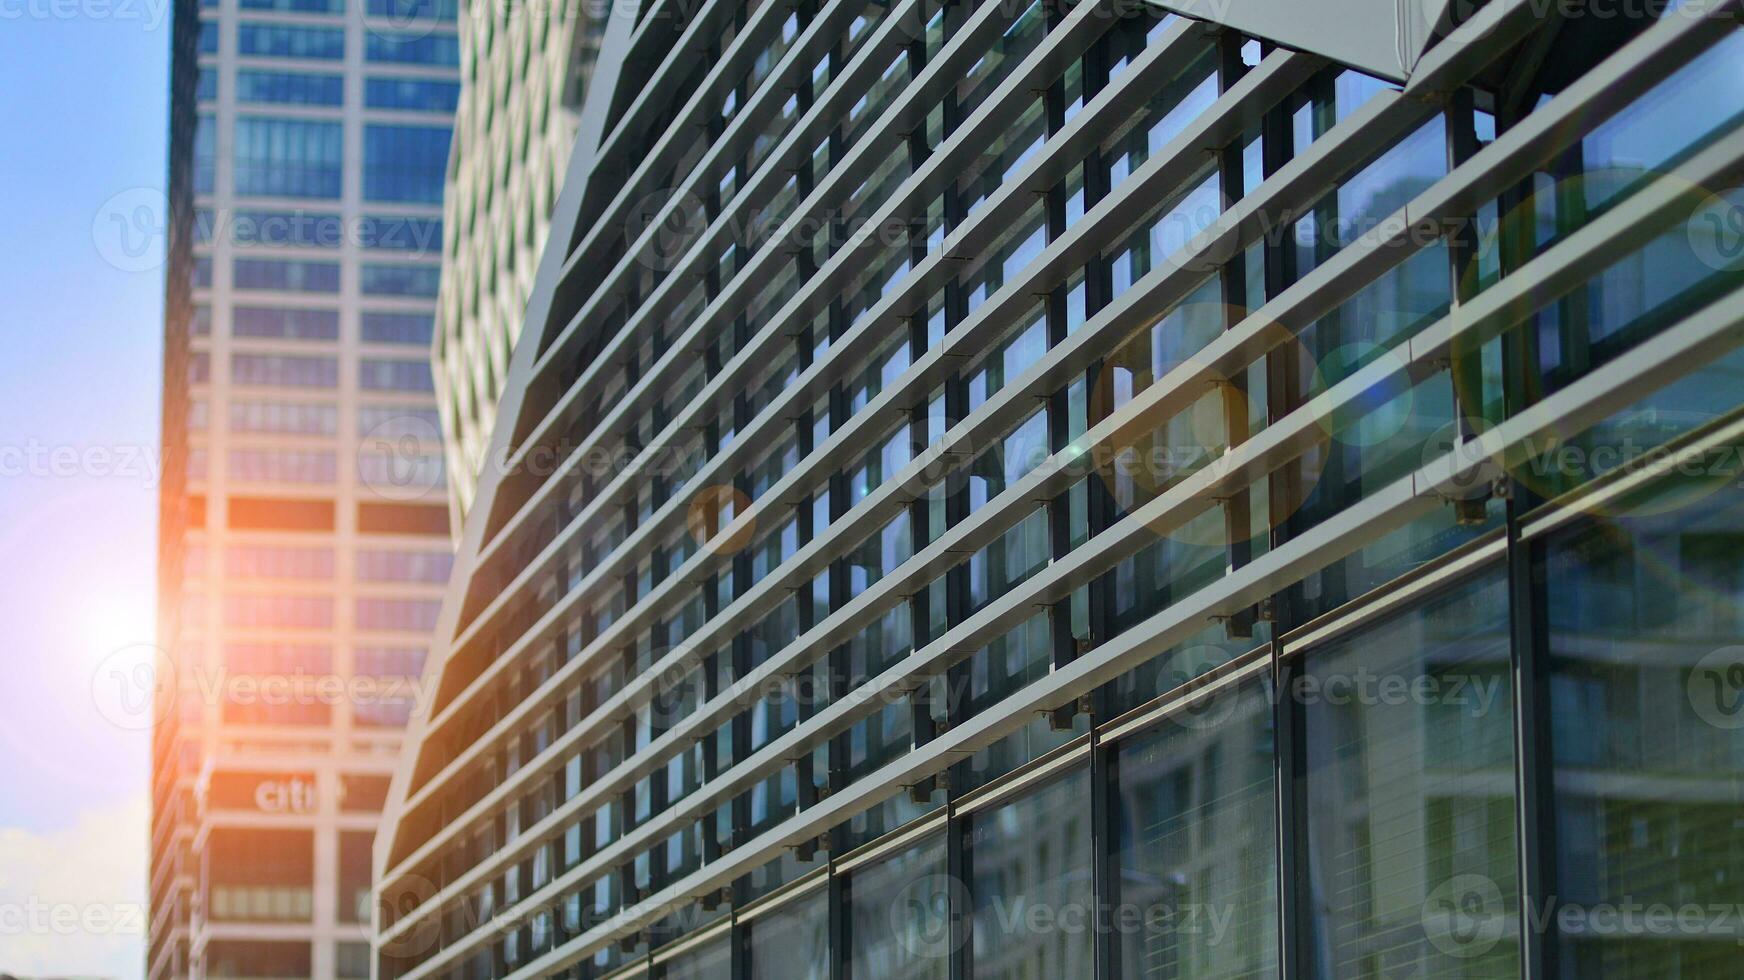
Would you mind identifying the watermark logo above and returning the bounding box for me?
[1159,645,1243,731]
[0,898,148,937]
[1422,874,1508,958]
[93,186,167,273]
[641,647,706,730]
[1688,190,1744,272]
[625,188,708,274]
[359,412,446,502]
[1689,645,1744,731]
[1421,878,1744,954]
[0,439,163,484]
[374,873,442,958]
[1286,666,1505,716]
[1421,417,1498,503]
[0,0,170,28]
[890,873,968,959]
[361,0,443,42]
[91,656,434,731]
[90,642,176,732]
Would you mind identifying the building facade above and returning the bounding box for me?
[373,0,1744,977]
[149,0,460,976]
[432,0,605,524]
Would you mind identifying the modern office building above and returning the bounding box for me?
[149,0,460,977]
[373,0,1744,977]
[433,0,606,524]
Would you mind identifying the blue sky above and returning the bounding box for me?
[0,7,169,978]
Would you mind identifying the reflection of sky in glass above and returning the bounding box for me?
[1583,32,1744,208]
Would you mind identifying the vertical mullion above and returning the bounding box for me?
[1217,31,1257,641]
[731,908,752,980]
[794,376,821,843]
[1042,0,1077,733]
[905,15,940,806]
[1274,644,1312,980]
[938,8,973,980]
[1507,497,1556,980]
[1078,5,1117,711]
[1446,89,1494,525]
[946,805,972,980]
[1073,16,1123,980]
[829,862,850,980]
[1256,59,1313,980]
[1494,96,1559,980]
[939,0,971,788]
[729,326,754,906]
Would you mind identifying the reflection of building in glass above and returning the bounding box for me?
[148,0,458,977]
[373,2,1744,978]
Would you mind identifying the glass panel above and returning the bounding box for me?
[749,885,830,980]
[847,833,950,980]
[1302,569,1520,978]
[659,932,732,980]
[1114,677,1279,979]
[967,768,1095,979]
[1547,477,1744,977]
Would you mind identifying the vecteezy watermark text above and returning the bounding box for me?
[0,440,163,483]
[0,898,147,937]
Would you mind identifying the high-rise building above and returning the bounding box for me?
[432,0,605,524]
[373,0,1744,977]
[149,0,460,977]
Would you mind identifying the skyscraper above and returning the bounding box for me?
[374,0,1744,977]
[149,0,459,976]
[432,0,605,524]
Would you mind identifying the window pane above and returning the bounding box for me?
[236,70,344,106]
[241,0,344,13]
[193,115,216,194]
[232,306,338,340]
[359,358,434,392]
[355,597,442,631]
[1547,479,1744,976]
[749,885,829,980]
[1114,678,1279,979]
[234,118,343,199]
[364,76,460,111]
[230,400,338,433]
[207,940,311,976]
[337,831,373,924]
[208,828,314,922]
[366,0,457,18]
[360,311,434,344]
[967,768,1094,979]
[234,258,340,293]
[659,933,730,979]
[848,833,950,980]
[365,31,459,65]
[231,353,339,388]
[360,262,441,296]
[1302,569,1520,978]
[364,125,453,203]
[237,22,344,59]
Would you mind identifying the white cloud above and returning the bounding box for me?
[0,793,147,980]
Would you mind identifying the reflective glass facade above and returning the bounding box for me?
[150,0,458,974]
[431,0,606,523]
[374,1,1744,979]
